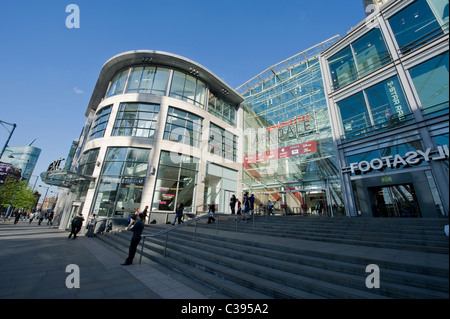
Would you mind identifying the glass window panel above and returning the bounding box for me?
[152,68,169,95]
[126,67,144,93]
[388,0,443,53]
[169,71,186,98]
[366,76,411,128]
[105,148,128,161]
[102,161,123,176]
[152,179,178,211]
[195,81,206,107]
[337,92,371,136]
[328,46,357,89]
[428,0,449,32]
[184,75,197,101]
[409,52,449,117]
[352,28,391,77]
[107,69,128,97]
[139,67,156,93]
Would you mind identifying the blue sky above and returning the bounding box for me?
[0,0,366,194]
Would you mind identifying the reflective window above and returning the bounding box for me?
[366,76,411,127]
[208,91,237,127]
[328,28,391,90]
[94,147,150,217]
[352,28,391,78]
[89,106,112,140]
[78,148,100,176]
[152,151,199,212]
[428,0,449,32]
[126,66,169,95]
[337,76,412,139]
[113,103,160,138]
[106,69,128,97]
[163,107,203,148]
[409,52,449,117]
[337,92,370,137]
[329,46,357,90]
[388,0,444,53]
[169,71,206,108]
[209,123,237,162]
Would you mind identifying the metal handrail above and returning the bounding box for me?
[138,212,211,265]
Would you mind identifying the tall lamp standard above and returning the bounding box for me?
[0,120,17,160]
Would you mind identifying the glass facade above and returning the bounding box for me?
[169,71,206,108]
[239,38,345,217]
[112,103,160,138]
[337,76,412,140]
[208,90,237,126]
[323,0,449,217]
[151,151,199,213]
[164,107,203,148]
[104,65,238,121]
[328,28,391,90]
[409,51,449,117]
[92,147,150,217]
[126,66,169,95]
[388,0,447,54]
[89,105,112,140]
[208,123,237,162]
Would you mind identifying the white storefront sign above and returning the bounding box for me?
[347,145,449,174]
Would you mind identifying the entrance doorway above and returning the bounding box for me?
[369,183,421,217]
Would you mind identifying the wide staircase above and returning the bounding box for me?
[96,215,449,299]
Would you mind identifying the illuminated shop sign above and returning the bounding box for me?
[267,114,310,132]
[346,145,449,174]
[244,140,317,165]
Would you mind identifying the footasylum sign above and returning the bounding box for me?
[345,145,449,174]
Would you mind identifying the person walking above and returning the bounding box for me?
[172,203,184,225]
[122,213,145,265]
[68,212,84,239]
[207,203,216,224]
[13,210,23,225]
[230,195,237,214]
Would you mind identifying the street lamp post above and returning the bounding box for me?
[0,120,17,160]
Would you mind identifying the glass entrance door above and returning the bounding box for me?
[370,183,421,217]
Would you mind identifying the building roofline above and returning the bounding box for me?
[85,50,244,116]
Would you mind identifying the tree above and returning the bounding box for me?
[0,176,38,211]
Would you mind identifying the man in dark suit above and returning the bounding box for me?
[122,213,145,265]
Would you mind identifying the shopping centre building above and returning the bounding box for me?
[42,51,243,228]
[42,0,448,227]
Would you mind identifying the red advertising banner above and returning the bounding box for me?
[244,140,317,165]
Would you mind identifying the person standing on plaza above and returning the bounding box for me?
[122,213,145,265]
[230,195,237,214]
[86,213,97,237]
[249,194,255,216]
[237,198,242,215]
[243,192,250,215]
[68,212,84,239]
[142,205,149,224]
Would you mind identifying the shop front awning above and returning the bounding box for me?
[40,169,95,188]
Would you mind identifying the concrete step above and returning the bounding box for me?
[205,216,449,253]
[97,221,448,299]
